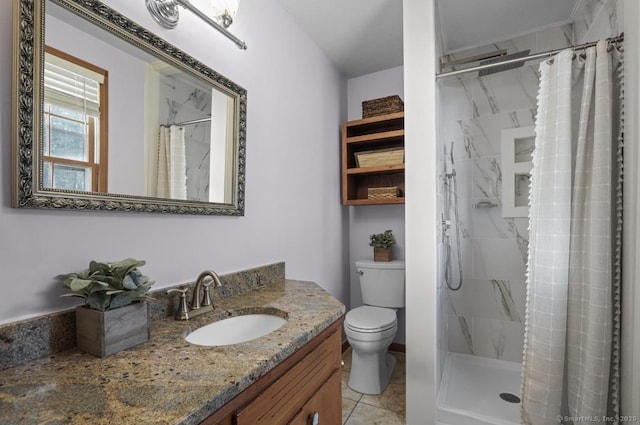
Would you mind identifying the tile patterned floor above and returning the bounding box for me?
[341,348,406,425]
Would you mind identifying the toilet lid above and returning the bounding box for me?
[345,306,396,332]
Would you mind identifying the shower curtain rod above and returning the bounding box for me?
[436,34,624,79]
[170,117,212,126]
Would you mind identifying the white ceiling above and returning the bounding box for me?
[439,0,580,53]
[276,0,403,78]
[276,0,581,78]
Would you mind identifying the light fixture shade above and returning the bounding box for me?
[209,0,239,26]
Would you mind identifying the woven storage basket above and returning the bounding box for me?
[355,147,404,168]
[362,95,404,118]
[368,186,399,200]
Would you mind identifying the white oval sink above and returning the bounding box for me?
[185,314,286,346]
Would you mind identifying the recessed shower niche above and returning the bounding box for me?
[501,126,535,217]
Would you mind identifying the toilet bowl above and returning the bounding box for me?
[345,260,405,395]
[345,305,398,394]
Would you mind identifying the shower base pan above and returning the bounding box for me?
[437,352,522,425]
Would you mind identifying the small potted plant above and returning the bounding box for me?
[369,230,396,262]
[59,258,154,357]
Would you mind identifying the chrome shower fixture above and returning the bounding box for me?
[146,0,247,50]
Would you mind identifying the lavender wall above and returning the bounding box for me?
[0,0,348,325]
[346,67,406,344]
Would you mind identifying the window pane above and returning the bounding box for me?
[43,114,50,156]
[42,161,52,188]
[52,164,91,191]
[45,102,85,121]
[50,116,87,161]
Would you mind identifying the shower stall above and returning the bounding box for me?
[434,1,624,424]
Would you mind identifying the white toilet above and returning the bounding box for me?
[344,260,405,395]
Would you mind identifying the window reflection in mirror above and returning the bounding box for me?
[43,46,108,192]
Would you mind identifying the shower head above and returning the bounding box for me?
[478,49,530,76]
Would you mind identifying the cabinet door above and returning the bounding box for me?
[234,330,341,425]
[288,371,341,425]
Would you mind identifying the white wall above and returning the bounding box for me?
[346,67,406,343]
[404,0,438,423]
[0,0,348,324]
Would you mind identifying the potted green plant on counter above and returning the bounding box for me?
[369,230,396,262]
[59,258,154,357]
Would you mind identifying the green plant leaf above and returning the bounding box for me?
[86,292,111,311]
[122,275,137,290]
[60,258,153,311]
[109,292,140,310]
[68,278,93,292]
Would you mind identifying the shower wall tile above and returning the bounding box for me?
[496,24,573,58]
[440,80,474,122]
[447,279,526,324]
[448,314,474,355]
[470,67,539,117]
[447,315,525,362]
[472,318,524,362]
[438,285,449,382]
[445,236,474,286]
[574,0,620,44]
[441,23,579,363]
[472,156,502,200]
[446,158,472,200]
[452,109,537,160]
[459,199,529,240]
[532,24,574,51]
[472,238,527,281]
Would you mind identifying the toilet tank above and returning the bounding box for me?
[355,260,405,308]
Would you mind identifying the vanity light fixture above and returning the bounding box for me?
[146,0,247,49]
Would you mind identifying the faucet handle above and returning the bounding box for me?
[167,288,190,320]
[201,281,213,307]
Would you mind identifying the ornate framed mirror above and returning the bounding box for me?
[12,0,247,215]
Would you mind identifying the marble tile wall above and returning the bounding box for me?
[438,25,573,362]
[159,74,212,201]
[573,0,622,44]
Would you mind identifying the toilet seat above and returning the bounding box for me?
[345,306,396,333]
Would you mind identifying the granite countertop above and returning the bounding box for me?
[0,279,345,425]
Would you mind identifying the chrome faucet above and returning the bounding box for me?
[167,270,223,320]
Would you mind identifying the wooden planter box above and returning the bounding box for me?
[373,247,393,262]
[75,301,150,357]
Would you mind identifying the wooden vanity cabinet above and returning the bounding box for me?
[201,318,343,425]
[287,371,341,425]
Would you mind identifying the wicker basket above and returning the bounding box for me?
[355,147,404,168]
[362,95,404,118]
[368,186,399,200]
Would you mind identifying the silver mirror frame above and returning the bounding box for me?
[12,0,247,215]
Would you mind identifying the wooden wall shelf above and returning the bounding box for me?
[341,112,405,206]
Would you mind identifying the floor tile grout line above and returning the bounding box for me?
[342,400,356,425]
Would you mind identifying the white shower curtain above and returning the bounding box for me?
[521,40,623,425]
[154,125,187,200]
